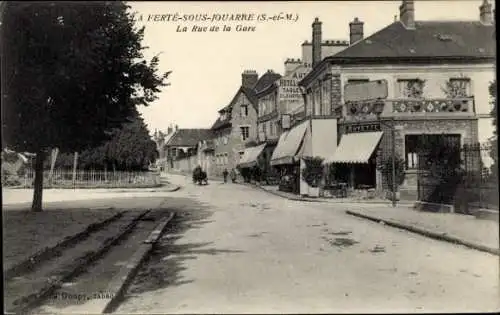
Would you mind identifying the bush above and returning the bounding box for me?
[301,156,324,188]
[377,155,405,190]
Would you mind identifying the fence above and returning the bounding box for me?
[22,169,161,188]
[417,142,498,213]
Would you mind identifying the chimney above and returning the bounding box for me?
[312,17,322,67]
[167,126,173,134]
[284,58,302,75]
[480,0,493,25]
[175,124,178,131]
[241,70,258,89]
[399,0,415,29]
[349,17,364,45]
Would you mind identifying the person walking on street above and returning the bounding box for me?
[223,168,228,183]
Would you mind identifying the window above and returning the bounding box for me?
[224,153,229,165]
[347,79,369,85]
[223,136,228,145]
[240,126,250,141]
[241,105,249,117]
[397,79,425,98]
[239,151,245,161]
[322,80,331,115]
[445,78,471,98]
[262,122,267,138]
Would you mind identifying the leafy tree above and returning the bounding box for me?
[377,155,406,191]
[301,156,325,188]
[2,2,170,211]
[50,110,158,171]
[489,80,497,178]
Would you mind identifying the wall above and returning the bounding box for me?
[172,155,198,174]
[213,92,258,175]
[301,42,349,65]
[337,63,495,143]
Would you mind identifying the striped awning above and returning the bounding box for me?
[270,121,308,166]
[238,143,267,169]
[325,131,384,164]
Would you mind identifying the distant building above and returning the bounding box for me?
[164,128,213,171]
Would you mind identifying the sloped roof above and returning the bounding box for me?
[165,129,213,147]
[334,21,495,59]
[211,71,282,131]
[254,71,282,94]
[301,20,495,87]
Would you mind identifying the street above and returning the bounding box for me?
[113,174,500,314]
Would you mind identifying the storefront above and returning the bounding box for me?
[237,143,267,182]
[271,118,338,195]
[270,121,308,193]
[325,130,384,190]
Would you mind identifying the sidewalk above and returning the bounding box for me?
[345,206,499,256]
[248,182,415,206]
[242,181,499,255]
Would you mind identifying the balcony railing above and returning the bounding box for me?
[343,97,475,121]
[387,97,474,114]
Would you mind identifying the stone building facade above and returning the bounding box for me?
[299,0,495,197]
[210,70,260,176]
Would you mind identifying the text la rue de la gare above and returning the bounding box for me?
[136,13,300,33]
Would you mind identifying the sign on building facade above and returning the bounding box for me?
[278,64,311,115]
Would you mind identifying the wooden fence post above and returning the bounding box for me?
[72,152,78,189]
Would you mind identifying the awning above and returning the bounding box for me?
[270,121,308,166]
[325,131,384,164]
[238,143,267,169]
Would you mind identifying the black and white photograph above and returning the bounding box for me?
[1,0,498,313]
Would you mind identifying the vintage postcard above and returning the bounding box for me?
[2,0,498,314]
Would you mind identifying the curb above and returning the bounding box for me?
[165,185,181,192]
[101,212,176,313]
[345,210,500,256]
[9,210,150,314]
[4,211,125,281]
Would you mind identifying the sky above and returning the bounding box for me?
[128,0,494,134]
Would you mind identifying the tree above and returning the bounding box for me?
[489,80,497,178]
[301,156,325,188]
[377,155,406,192]
[2,2,170,211]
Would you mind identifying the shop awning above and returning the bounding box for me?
[270,121,308,166]
[238,143,267,169]
[325,131,384,164]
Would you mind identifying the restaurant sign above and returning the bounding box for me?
[279,65,310,102]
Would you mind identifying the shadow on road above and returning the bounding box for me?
[123,197,244,300]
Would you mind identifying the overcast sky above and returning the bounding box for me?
[128,0,494,134]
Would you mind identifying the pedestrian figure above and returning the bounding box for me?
[230,168,237,183]
[223,168,228,183]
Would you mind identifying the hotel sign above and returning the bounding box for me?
[279,65,310,102]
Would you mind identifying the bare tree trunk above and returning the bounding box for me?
[48,147,59,184]
[31,150,46,212]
